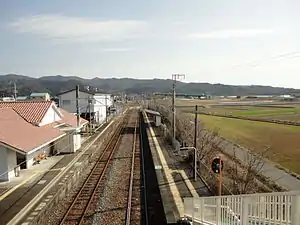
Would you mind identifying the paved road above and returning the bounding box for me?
[219,138,300,191]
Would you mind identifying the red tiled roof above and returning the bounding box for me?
[0,108,65,153]
[58,108,88,127]
[0,101,52,124]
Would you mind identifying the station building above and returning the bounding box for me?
[57,88,113,124]
[0,101,88,181]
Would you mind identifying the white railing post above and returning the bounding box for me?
[291,194,300,225]
[216,197,221,224]
[200,198,204,221]
[241,197,249,225]
[192,197,195,223]
[183,191,299,225]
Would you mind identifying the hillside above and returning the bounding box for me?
[0,74,298,96]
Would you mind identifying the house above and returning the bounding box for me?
[0,96,29,102]
[245,95,274,99]
[57,88,113,123]
[0,97,15,102]
[0,101,88,181]
[16,96,29,101]
[30,92,51,101]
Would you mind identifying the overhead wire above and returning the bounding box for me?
[230,51,300,69]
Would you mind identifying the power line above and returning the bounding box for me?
[197,51,300,78]
[231,51,300,69]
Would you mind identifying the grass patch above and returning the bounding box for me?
[183,104,300,121]
[233,108,300,117]
[260,113,300,122]
[196,114,300,174]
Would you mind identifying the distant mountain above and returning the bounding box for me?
[0,74,298,97]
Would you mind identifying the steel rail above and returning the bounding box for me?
[140,113,149,225]
[125,116,138,225]
[59,115,128,225]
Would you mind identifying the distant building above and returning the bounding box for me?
[16,96,29,101]
[0,97,15,102]
[245,95,274,99]
[226,96,238,99]
[30,93,51,101]
[279,94,293,98]
[57,88,113,124]
[277,94,295,101]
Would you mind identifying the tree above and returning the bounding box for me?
[227,147,270,194]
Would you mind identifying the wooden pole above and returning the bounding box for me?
[76,85,80,127]
[105,95,108,123]
[172,81,176,140]
[194,105,198,181]
[194,105,198,148]
[88,96,92,134]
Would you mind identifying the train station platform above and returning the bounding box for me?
[142,110,212,224]
[0,155,64,201]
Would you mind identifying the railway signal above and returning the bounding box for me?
[211,157,223,174]
[211,157,224,196]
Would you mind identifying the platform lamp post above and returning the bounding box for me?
[180,146,197,181]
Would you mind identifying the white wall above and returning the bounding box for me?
[73,133,81,151]
[58,90,92,113]
[0,146,8,181]
[0,146,17,181]
[56,132,75,153]
[7,150,17,180]
[39,105,62,126]
[26,134,71,166]
[93,94,113,123]
[58,91,112,124]
[26,143,52,168]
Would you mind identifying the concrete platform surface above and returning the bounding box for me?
[143,113,212,224]
[0,155,64,198]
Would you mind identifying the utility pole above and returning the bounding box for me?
[194,105,198,148]
[88,96,92,134]
[13,82,17,100]
[76,85,80,127]
[171,74,185,141]
[105,95,108,123]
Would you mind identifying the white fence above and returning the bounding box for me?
[184,191,300,225]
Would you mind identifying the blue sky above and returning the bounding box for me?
[1,0,300,88]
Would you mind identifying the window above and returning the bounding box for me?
[62,100,71,106]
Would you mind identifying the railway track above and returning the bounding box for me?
[58,110,146,225]
[59,115,128,225]
[90,111,142,225]
[125,118,141,225]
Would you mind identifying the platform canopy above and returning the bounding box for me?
[144,109,161,116]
